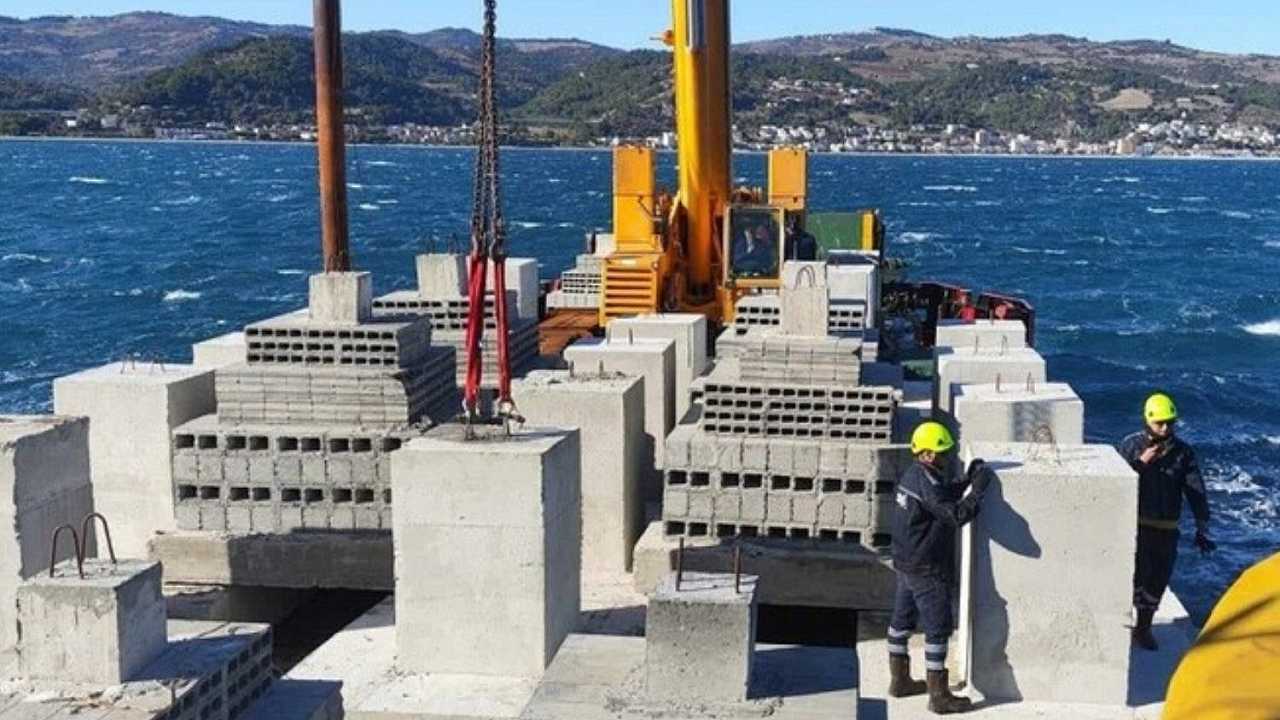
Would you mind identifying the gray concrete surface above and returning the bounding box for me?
[191,331,247,368]
[308,271,373,324]
[607,314,709,421]
[953,382,1084,445]
[392,425,582,678]
[53,362,215,558]
[959,442,1137,706]
[935,319,1028,352]
[934,347,1047,423]
[513,371,645,573]
[632,521,897,610]
[149,530,393,590]
[645,572,758,704]
[780,261,830,336]
[16,559,167,685]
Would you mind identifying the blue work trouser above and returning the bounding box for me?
[888,571,953,671]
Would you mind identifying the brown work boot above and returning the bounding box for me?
[1132,608,1158,651]
[926,669,973,714]
[888,654,927,698]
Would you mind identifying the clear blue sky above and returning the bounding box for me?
[3,0,1277,55]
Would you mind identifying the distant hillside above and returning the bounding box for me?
[0,12,310,86]
[6,14,1280,143]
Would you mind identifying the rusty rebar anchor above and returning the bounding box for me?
[80,512,118,566]
[733,543,743,594]
[49,525,85,579]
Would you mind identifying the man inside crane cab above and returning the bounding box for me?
[728,208,781,279]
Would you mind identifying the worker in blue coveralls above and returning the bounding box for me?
[1118,392,1214,651]
[887,420,992,714]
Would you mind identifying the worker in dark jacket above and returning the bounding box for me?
[1118,392,1213,651]
[888,421,992,714]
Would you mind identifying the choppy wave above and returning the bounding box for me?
[1181,196,1209,203]
[376,199,399,205]
[347,183,365,190]
[68,176,108,185]
[1147,207,1173,215]
[1264,241,1280,249]
[898,232,942,244]
[363,160,398,167]
[2,253,51,264]
[924,185,977,192]
[1102,176,1142,184]
[357,203,380,211]
[266,193,294,203]
[161,195,202,206]
[1242,320,1280,336]
[276,269,307,276]
[163,290,202,302]
[512,221,545,229]
[1220,210,1253,220]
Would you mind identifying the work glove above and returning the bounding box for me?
[1194,530,1216,555]
[967,459,993,495]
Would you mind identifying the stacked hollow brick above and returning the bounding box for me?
[373,289,538,388]
[173,309,456,534]
[548,254,604,310]
[661,259,904,550]
[662,425,911,550]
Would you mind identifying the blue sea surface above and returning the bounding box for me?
[2,140,1277,622]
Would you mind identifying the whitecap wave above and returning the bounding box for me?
[512,221,544,229]
[376,199,399,205]
[923,185,977,192]
[1220,210,1253,220]
[556,222,575,228]
[1265,241,1280,249]
[276,269,307,276]
[1265,435,1280,446]
[163,290,202,302]
[1242,320,1280,336]
[973,200,1002,207]
[363,160,397,167]
[1208,468,1263,495]
[1146,207,1173,215]
[357,203,380,211]
[2,253,51,263]
[161,195,202,206]
[1181,196,1209,203]
[1102,176,1141,184]
[266,193,294,203]
[347,183,365,190]
[898,232,942,244]
[69,176,108,185]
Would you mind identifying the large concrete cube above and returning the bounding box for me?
[934,347,1047,424]
[16,559,167,685]
[54,362,215,557]
[191,331,246,368]
[513,371,645,573]
[953,382,1084,444]
[392,425,581,679]
[416,253,469,297]
[489,257,540,321]
[607,314,708,422]
[959,442,1136,705]
[564,337,675,491]
[780,261,829,337]
[936,319,1028,352]
[0,416,96,651]
[645,572,758,704]
[309,271,373,324]
[827,263,880,327]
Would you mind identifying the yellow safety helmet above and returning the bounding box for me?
[1144,393,1179,423]
[911,421,955,456]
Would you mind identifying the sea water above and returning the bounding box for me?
[1,139,1277,622]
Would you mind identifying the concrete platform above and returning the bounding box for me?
[149,530,393,590]
[289,597,859,720]
[854,591,1192,719]
[632,521,897,610]
[521,634,859,720]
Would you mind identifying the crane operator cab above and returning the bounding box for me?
[723,205,819,284]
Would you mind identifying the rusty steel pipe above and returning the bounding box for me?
[676,537,685,591]
[313,0,351,272]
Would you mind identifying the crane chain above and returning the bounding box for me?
[469,0,505,260]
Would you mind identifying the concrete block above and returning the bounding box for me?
[687,492,713,520]
[644,572,758,704]
[54,363,215,558]
[960,442,1137,705]
[150,531,394,590]
[936,319,1027,352]
[740,490,766,522]
[953,382,1085,445]
[309,271,373,324]
[191,331,247,368]
[827,263,881,327]
[416,253,469,298]
[564,337,676,487]
[392,425,581,678]
[490,257,540,321]
[934,347,1047,425]
[513,370,646,573]
[780,261,829,336]
[607,314,709,421]
[16,559,167,684]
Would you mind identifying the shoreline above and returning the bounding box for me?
[3,134,1279,162]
